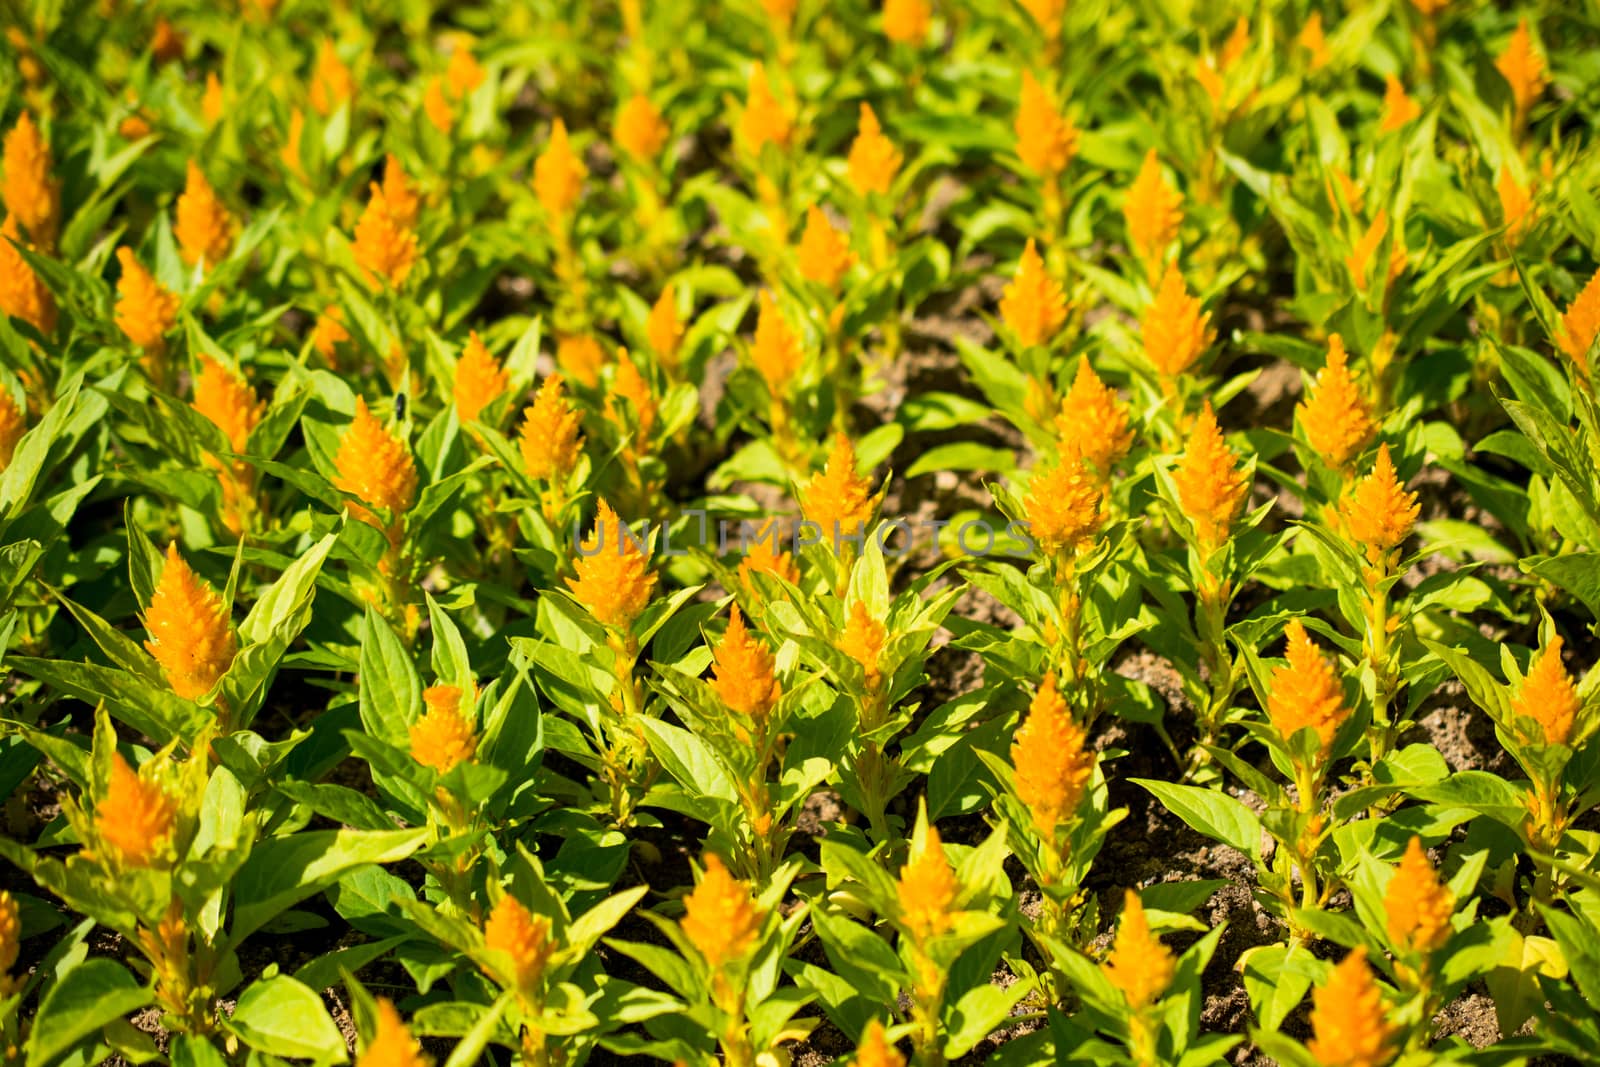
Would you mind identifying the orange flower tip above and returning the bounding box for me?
[999,239,1067,349]
[1511,635,1580,748]
[709,605,782,719]
[333,397,419,525]
[518,374,585,482]
[0,388,26,470]
[1053,358,1132,476]
[1384,836,1454,954]
[1014,71,1078,177]
[143,542,237,701]
[739,62,792,156]
[95,753,178,868]
[114,248,180,351]
[837,599,887,687]
[351,175,419,289]
[882,0,931,44]
[752,291,805,393]
[3,110,61,248]
[1556,267,1600,377]
[1266,618,1349,755]
[1123,149,1183,277]
[534,118,587,221]
[309,38,355,117]
[1496,20,1547,121]
[408,684,478,775]
[737,519,800,589]
[1141,263,1211,377]
[0,889,18,978]
[1173,401,1248,550]
[1021,455,1101,556]
[1380,76,1421,133]
[0,216,56,336]
[801,433,876,544]
[1306,948,1397,1067]
[567,499,657,631]
[358,999,430,1067]
[454,331,509,425]
[1298,334,1376,470]
[615,93,670,162]
[854,1019,906,1067]
[175,160,236,268]
[1103,890,1175,1010]
[847,103,902,198]
[483,893,554,990]
[1011,673,1093,833]
[798,205,855,289]
[193,355,265,454]
[896,824,957,941]
[647,284,685,367]
[681,854,763,969]
[1340,443,1419,563]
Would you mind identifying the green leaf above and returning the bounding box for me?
[229,828,427,945]
[943,980,1033,1059]
[227,975,349,1063]
[26,959,152,1067]
[1133,779,1262,860]
[1240,943,1314,1031]
[358,607,422,749]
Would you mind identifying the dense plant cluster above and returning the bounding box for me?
[1,1,1598,1065]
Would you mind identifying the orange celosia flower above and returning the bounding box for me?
[454,331,509,425]
[1124,150,1183,280]
[1341,443,1418,565]
[739,62,792,157]
[568,499,657,631]
[1012,673,1093,833]
[838,599,887,690]
[519,375,584,482]
[309,38,355,116]
[999,239,1067,348]
[175,161,236,268]
[1054,358,1133,477]
[798,206,854,290]
[607,354,656,445]
[647,284,684,370]
[1385,836,1454,954]
[1299,12,1329,70]
[351,179,418,289]
[853,1019,905,1067]
[883,0,931,44]
[423,78,454,134]
[3,111,59,248]
[738,519,800,589]
[1496,20,1547,127]
[761,0,798,31]
[115,248,180,352]
[333,397,418,530]
[1014,71,1077,178]
[1511,635,1580,747]
[681,854,764,969]
[1328,168,1365,219]
[143,542,237,701]
[409,685,477,774]
[1306,949,1397,1067]
[358,999,430,1067]
[1142,263,1211,378]
[380,154,420,231]
[801,434,876,541]
[751,291,805,394]
[1497,166,1533,245]
[445,42,485,99]
[95,754,178,868]
[0,388,25,470]
[483,893,554,992]
[1410,0,1447,14]
[847,104,901,198]
[1266,619,1349,754]
[1555,267,1600,378]
[616,93,670,163]
[119,110,154,142]
[897,824,957,941]
[0,890,17,989]
[202,73,226,126]
[1021,0,1065,37]
[1022,455,1101,556]
[557,333,607,388]
[534,119,586,222]
[0,217,56,335]
[1103,890,1175,1011]
[193,356,262,455]
[1346,210,1406,291]
[1298,335,1376,471]
[280,108,306,178]
[709,605,782,720]
[1172,401,1248,553]
[1379,76,1420,133]
[311,304,351,366]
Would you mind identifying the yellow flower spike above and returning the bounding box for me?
[556,333,607,388]
[739,62,792,157]
[94,754,178,869]
[1123,150,1184,281]
[423,78,454,135]
[1306,948,1397,1067]
[1346,210,1406,291]
[1496,20,1547,128]
[709,605,782,720]
[853,1019,905,1067]
[1011,673,1093,834]
[1379,76,1420,133]
[647,284,684,370]
[615,93,670,163]
[1385,836,1454,954]
[1172,401,1248,553]
[175,161,236,268]
[454,332,509,426]
[0,890,18,992]
[1103,890,1175,1011]
[1141,263,1211,379]
[193,355,264,455]
[1053,358,1133,478]
[751,291,805,395]
[1021,0,1065,38]
[1555,267,1600,379]
[351,179,418,290]
[738,519,800,589]
[358,999,431,1067]
[445,42,485,100]
[608,352,657,445]
[1299,12,1329,70]
[1022,455,1101,557]
[1298,335,1376,471]
[201,73,226,126]
[380,154,420,232]
[1496,166,1533,245]
[1410,0,1447,14]
[119,108,154,143]
[1218,15,1250,69]
[847,104,902,198]
[896,822,957,941]
[837,599,887,690]
[311,304,351,367]
[568,499,657,632]
[408,684,477,775]
[801,433,876,542]
[280,108,306,178]
[798,205,854,290]
[999,239,1067,349]
[333,397,419,533]
[1511,635,1580,747]
[143,543,238,701]
[3,110,60,248]
[681,854,764,969]
[0,387,25,470]
[483,893,555,993]
[1266,619,1350,755]
[1327,168,1365,220]
[882,0,931,44]
[308,38,355,116]
[760,0,798,32]
[533,119,586,224]
[114,248,179,352]
[0,217,56,336]
[518,374,584,482]
[1340,444,1419,565]
[1014,71,1078,178]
